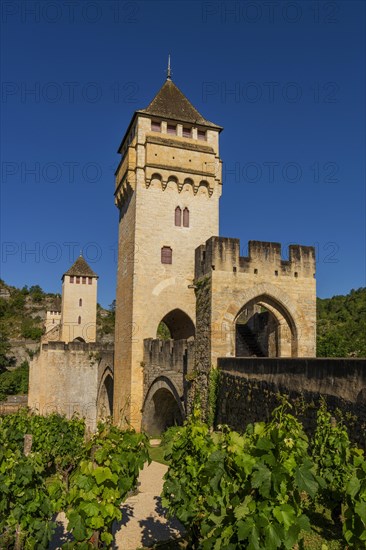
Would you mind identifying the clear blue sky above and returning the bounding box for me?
[1,0,365,307]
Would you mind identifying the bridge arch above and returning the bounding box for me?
[142,376,184,435]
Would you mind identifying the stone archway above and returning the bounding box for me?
[157,308,195,340]
[234,294,297,357]
[142,377,184,435]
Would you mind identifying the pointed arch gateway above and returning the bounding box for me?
[97,368,114,420]
[234,294,298,357]
[142,377,184,435]
[157,308,195,340]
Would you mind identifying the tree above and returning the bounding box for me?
[0,331,15,372]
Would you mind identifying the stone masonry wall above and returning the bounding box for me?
[28,341,114,432]
[217,357,366,448]
[192,275,213,416]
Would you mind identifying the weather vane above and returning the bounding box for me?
[167,54,172,80]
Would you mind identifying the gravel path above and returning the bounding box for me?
[50,461,184,549]
[113,461,184,549]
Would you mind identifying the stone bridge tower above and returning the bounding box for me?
[60,255,98,343]
[114,73,223,428]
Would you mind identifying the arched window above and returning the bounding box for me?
[175,206,181,226]
[78,316,81,325]
[161,246,172,264]
[79,298,82,306]
[183,207,189,227]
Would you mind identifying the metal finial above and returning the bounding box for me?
[167,54,172,80]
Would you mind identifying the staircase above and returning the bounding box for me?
[236,324,265,357]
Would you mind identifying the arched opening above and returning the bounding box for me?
[142,386,183,435]
[175,206,182,226]
[73,336,85,343]
[157,308,195,340]
[157,321,171,340]
[183,207,189,227]
[235,295,297,357]
[97,374,114,420]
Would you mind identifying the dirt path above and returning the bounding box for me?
[113,461,184,549]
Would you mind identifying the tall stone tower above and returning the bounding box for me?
[60,255,98,343]
[114,73,223,428]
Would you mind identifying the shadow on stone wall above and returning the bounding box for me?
[216,357,366,449]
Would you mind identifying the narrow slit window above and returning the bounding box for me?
[79,298,82,306]
[70,276,74,283]
[183,207,189,227]
[175,206,182,226]
[151,121,161,132]
[82,276,86,284]
[78,316,81,325]
[88,277,92,284]
[161,246,172,264]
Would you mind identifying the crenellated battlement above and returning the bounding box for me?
[143,338,194,374]
[195,237,316,280]
[41,341,114,353]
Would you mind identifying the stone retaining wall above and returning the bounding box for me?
[217,357,366,448]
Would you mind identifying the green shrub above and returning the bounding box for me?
[0,361,29,401]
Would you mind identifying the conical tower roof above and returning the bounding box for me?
[49,296,62,312]
[62,256,98,279]
[137,78,222,129]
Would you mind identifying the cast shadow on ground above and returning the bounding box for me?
[48,513,73,549]
[111,503,135,547]
[139,496,185,547]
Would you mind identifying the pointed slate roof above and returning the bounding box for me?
[62,256,98,279]
[49,296,62,312]
[137,79,222,130]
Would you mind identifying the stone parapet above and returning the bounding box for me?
[217,357,366,448]
[195,237,316,279]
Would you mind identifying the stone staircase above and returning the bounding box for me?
[236,324,265,357]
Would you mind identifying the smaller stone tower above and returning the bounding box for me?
[60,255,98,343]
[44,297,61,334]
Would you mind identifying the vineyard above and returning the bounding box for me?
[0,411,150,549]
[0,402,365,549]
[162,401,366,549]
